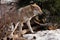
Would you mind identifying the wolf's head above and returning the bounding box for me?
[31,3,43,16]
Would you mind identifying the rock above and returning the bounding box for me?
[23,29,60,40]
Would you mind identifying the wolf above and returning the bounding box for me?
[11,3,43,34]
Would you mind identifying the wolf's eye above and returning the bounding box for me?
[35,7,39,10]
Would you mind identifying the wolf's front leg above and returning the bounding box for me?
[26,20,34,33]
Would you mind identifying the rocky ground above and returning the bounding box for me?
[23,29,60,40]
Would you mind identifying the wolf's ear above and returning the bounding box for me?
[31,3,37,7]
[30,4,35,9]
[30,3,37,9]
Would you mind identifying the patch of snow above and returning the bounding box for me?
[23,29,60,40]
[1,0,17,4]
